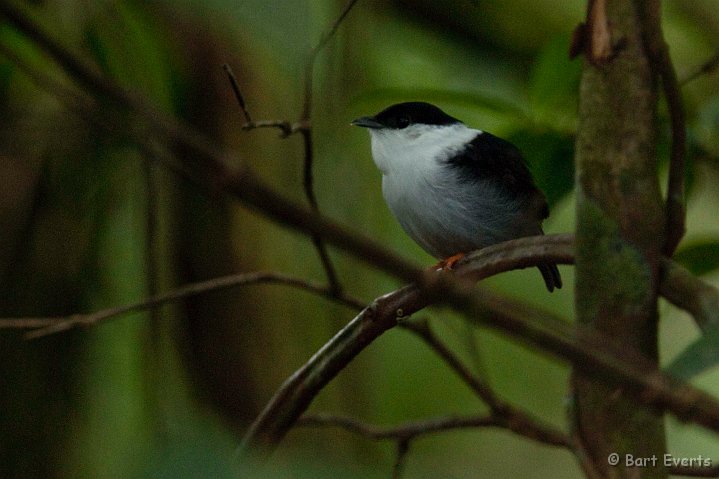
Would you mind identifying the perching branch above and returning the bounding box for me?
[237,235,575,462]
[237,234,719,465]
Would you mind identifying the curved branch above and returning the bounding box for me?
[237,235,574,462]
[659,258,719,332]
[635,0,687,255]
[238,235,719,464]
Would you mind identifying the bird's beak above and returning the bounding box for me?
[351,116,383,129]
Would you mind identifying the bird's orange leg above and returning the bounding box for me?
[433,252,466,271]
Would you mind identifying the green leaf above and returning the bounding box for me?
[666,322,719,379]
[674,240,719,276]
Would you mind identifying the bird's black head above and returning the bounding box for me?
[352,102,461,130]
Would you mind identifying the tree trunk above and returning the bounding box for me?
[573,0,667,477]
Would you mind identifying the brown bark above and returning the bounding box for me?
[573,0,668,477]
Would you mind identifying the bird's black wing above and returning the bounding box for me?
[446,131,549,218]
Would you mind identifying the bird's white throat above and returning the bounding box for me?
[367,123,481,176]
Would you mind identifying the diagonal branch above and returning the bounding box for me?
[681,47,719,85]
[238,235,719,463]
[301,0,360,120]
[400,319,569,446]
[659,258,719,332]
[0,271,365,339]
[237,235,574,462]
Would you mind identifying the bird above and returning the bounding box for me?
[351,101,562,292]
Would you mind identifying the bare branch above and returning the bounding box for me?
[681,47,719,86]
[659,258,719,332]
[392,439,410,479]
[223,0,360,294]
[400,319,570,447]
[0,271,365,338]
[296,412,503,441]
[241,119,308,137]
[669,464,719,478]
[223,63,252,123]
[226,235,719,462]
[237,235,575,462]
[298,0,362,295]
[301,0,361,119]
[400,319,499,409]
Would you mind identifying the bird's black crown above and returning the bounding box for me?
[371,102,461,129]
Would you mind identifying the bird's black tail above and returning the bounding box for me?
[538,263,562,293]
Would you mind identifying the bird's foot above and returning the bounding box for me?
[433,252,466,271]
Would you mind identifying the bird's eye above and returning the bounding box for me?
[396,116,410,129]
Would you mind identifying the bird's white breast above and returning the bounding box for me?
[367,123,523,258]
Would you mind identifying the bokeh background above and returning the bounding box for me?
[1,1,719,477]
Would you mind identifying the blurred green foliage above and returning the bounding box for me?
[1,0,719,478]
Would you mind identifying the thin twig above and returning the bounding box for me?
[400,319,499,409]
[401,319,571,446]
[301,0,360,119]
[222,0,359,294]
[297,412,566,479]
[298,0,361,295]
[223,63,252,123]
[2,271,365,339]
[223,64,309,136]
[392,439,410,479]
[681,47,719,86]
[659,258,719,332]
[296,413,504,441]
